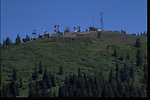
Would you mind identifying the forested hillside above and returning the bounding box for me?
[0,31,147,97]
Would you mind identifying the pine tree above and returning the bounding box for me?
[38,61,43,74]
[9,79,17,97]
[19,78,23,88]
[136,49,142,66]
[108,69,116,84]
[53,91,56,97]
[78,67,81,77]
[16,83,19,96]
[5,37,12,46]
[58,86,65,97]
[35,81,41,97]
[15,34,21,45]
[119,55,123,61]
[120,63,130,83]
[51,74,56,87]
[59,66,63,75]
[127,52,130,59]
[28,80,33,97]
[43,68,52,88]
[135,38,141,48]
[143,63,147,84]
[12,67,17,81]
[41,80,48,97]
[32,66,38,80]
[129,66,135,82]
[112,47,117,57]
[1,82,12,97]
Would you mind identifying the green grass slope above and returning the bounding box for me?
[1,31,147,97]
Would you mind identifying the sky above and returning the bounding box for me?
[1,0,147,43]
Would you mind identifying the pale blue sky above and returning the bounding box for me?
[1,0,147,42]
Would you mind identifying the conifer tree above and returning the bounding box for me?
[59,66,63,75]
[135,37,141,48]
[136,49,142,66]
[58,86,65,97]
[9,79,17,97]
[15,34,21,45]
[38,61,43,74]
[1,82,12,97]
[19,78,23,88]
[5,37,12,46]
[12,67,17,81]
[143,63,147,84]
[112,47,117,57]
[53,91,56,97]
[35,81,41,97]
[51,74,56,87]
[119,55,123,61]
[43,68,52,88]
[28,80,33,97]
[126,52,130,59]
[41,80,48,97]
[78,67,81,77]
[32,66,38,80]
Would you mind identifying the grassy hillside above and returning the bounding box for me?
[1,31,147,97]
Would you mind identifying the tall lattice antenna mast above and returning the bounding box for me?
[92,17,95,27]
[100,12,104,30]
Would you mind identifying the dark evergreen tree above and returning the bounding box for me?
[51,74,56,87]
[35,81,41,97]
[112,47,117,57]
[59,66,63,75]
[107,83,114,97]
[78,67,81,77]
[136,49,142,66]
[143,63,147,84]
[119,55,123,61]
[53,91,56,97]
[41,80,48,97]
[22,35,30,42]
[12,67,17,81]
[19,78,23,88]
[38,61,43,74]
[120,63,130,83]
[28,80,33,97]
[32,66,38,80]
[43,68,52,88]
[126,52,130,59]
[16,83,19,96]
[15,34,21,45]
[108,69,116,84]
[101,82,108,97]
[58,86,65,97]
[135,37,141,48]
[1,82,12,97]
[9,79,17,97]
[129,66,135,82]
[5,37,12,46]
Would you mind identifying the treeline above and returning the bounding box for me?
[1,67,22,97]
[57,62,147,97]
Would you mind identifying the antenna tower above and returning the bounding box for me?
[100,12,104,30]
